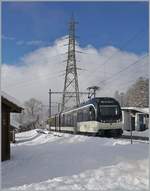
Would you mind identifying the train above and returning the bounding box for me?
[49,97,123,137]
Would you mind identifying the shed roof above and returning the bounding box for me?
[121,107,149,115]
[1,91,23,113]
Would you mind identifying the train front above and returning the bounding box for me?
[96,98,123,137]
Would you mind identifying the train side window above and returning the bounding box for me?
[70,113,73,126]
[65,115,67,126]
[68,114,70,126]
[83,108,88,121]
[70,114,72,126]
[73,112,77,126]
[66,114,69,126]
[82,110,85,121]
[77,111,83,122]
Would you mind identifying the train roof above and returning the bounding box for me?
[61,97,119,113]
[80,97,118,106]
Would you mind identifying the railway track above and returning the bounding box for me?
[120,135,149,141]
[114,135,149,144]
[49,129,149,143]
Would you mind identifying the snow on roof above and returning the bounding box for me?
[121,107,149,115]
[1,91,23,109]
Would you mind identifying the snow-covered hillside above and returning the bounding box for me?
[2,130,149,191]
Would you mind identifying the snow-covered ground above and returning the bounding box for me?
[2,130,149,191]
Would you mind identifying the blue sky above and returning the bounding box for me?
[2,2,148,65]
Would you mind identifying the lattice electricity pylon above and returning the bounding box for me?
[61,16,80,111]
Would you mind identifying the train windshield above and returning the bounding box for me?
[98,102,121,121]
[99,105,119,117]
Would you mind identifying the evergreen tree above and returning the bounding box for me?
[126,77,149,107]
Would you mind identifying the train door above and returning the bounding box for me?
[56,114,59,131]
[55,115,57,131]
[73,112,77,134]
[77,110,83,122]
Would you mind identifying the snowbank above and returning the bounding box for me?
[15,130,38,139]
[15,131,90,146]
[4,160,148,191]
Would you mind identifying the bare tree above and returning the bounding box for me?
[15,98,45,131]
[24,98,43,128]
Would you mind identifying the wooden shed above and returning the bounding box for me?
[1,92,23,161]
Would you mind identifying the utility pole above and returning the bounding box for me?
[48,90,89,118]
[61,15,80,112]
[49,89,51,130]
[129,111,133,144]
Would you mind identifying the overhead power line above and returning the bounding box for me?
[101,71,148,95]
[99,53,148,86]
[86,28,146,84]
[4,71,62,89]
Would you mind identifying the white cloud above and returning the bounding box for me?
[26,40,43,46]
[16,40,45,46]
[2,36,148,108]
[2,34,45,46]
[2,35,15,40]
